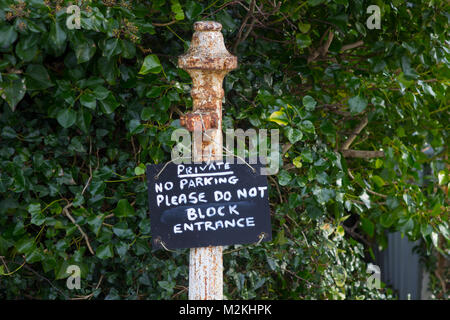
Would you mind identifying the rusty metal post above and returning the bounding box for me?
[178,21,237,300]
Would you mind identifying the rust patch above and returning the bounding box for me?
[180,111,219,132]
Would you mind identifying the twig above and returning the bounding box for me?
[203,0,242,19]
[233,0,256,53]
[347,168,387,199]
[281,267,320,288]
[341,40,364,51]
[308,28,334,63]
[81,137,93,196]
[170,105,184,117]
[342,225,371,246]
[320,29,334,56]
[341,114,368,150]
[250,31,291,44]
[72,274,104,300]
[152,20,177,27]
[0,256,10,273]
[268,175,283,203]
[305,18,344,35]
[22,263,69,299]
[63,203,95,255]
[172,285,188,299]
[318,103,352,117]
[281,142,292,157]
[339,114,385,159]
[341,150,385,159]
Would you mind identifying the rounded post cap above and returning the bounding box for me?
[194,21,222,32]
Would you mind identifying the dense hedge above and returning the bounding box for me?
[0,0,448,299]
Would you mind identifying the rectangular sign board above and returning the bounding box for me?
[147,161,272,249]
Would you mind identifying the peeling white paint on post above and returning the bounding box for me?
[178,21,237,300]
[188,246,223,300]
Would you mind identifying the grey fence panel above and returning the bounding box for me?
[374,232,424,300]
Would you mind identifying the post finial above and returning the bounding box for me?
[178,21,237,71]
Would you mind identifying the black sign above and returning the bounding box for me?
[147,161,272,249]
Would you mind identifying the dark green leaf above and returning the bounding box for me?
[139,54,162,75]
[348,96,368,114]
[57,108,77,128]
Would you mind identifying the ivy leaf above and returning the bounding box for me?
[16,238,35,254]
[171,0,185,20]
[360,218,375,237]
[80,92,97,109]
[134,164,146,176]
[98,57,118,85]
[438,224,449,240]
[92,86,110,100]
[308,0,325,6]
[48,20,67,52]
[57,109,77,128]
[103,38,122,59]
[115,199,134,218]
[298,22,311,34]
[77,108,92,133]
[301,149,313,163]
[332,265,347,287]
[87,215,103,236]
[380,213,396,228]
[278,170,292,186]
[1,78,26,111]
[371,175,385,188]
[430,232,439,248]
[96,244,114,259]
[139,54,162,75]
[28,203,45,226]
[0,25,18,50]
[141,107,153,121]
[285,127,303,144]
[269,109,288,126]
[185,0,202,20]
[313,187,334,205]
[16,37,38,62]
[302,95,317,111]
[359,191,371,208]
[300,120,315,134]
[158,280,175,292]
[120,39,136,59]
[75,38,96,64]
[438,170,447,185]
[348,96,368,114]
[112,222,134,239]
[307,204,322,220]
[25,64,53,90]
[99,93,119,114]
[401,56,418,79]
[293,156,302,168]
[296,34,312,49]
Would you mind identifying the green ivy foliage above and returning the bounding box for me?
[0,0,448,299]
